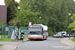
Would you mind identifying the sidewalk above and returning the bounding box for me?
[23,39,29,42]
[0,39,29,50]
[60,38,75,49]
[0,45,16,50]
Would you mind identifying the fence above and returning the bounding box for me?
[20,27,28,36]
[0,24,28,40]
[0,24,7,39]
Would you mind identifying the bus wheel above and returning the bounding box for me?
[30,39,32,41]
[41,39,43,41]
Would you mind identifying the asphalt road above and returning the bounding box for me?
[17,38,74,50]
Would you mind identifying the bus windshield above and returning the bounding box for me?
[29,31,42,34]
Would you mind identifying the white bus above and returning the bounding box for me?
[28,24,48,40]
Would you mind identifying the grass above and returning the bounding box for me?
[0,35,8,39]
[24,36,28,39]
[0,44,3,47]
[0,38,15,41]
[71,38,75,42]
[0,36,28,41]
[0,35,28,41]
[0,35,15,41]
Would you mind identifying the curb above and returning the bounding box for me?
[14,39,29,50]
[23,39,29,42]
[13,39,29,42]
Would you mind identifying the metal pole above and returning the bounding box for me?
[18,9,19,22]
[40,19,41,24]
[1,23,2,39]
[18,9,20,40]
[69,15,70,39]
[17,6,20,23]
[39,17,41,24]
[55,22,57,33]
[18,9,19,39]
[8,24,10,38]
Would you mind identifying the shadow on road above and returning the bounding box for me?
[28,39,46,41]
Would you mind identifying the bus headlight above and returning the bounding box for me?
[39,35,43,37]
[28,35,31,37]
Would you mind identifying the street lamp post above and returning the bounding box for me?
[74,0,75,2]
[55,22,57,33]
[68,13,71,39]
[16,6,20,29]
[39,16,41,24]
[17,6,20,22]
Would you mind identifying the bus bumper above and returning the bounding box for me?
[28,37,43,39]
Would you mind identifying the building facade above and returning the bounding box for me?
[0,5,7,23]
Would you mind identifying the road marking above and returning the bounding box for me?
[14,45,17,50]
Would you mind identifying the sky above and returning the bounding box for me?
[0,0,75,5]
[0,0,20,5]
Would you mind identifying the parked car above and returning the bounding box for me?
[66,34,69,37]
[66,34,73,37]
[61,31,67,37]
[53,32,63,38]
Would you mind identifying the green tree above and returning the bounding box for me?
[19,0,40,27]
[69,14,75,28]
[4,0,19,25]
[19,0,75,34]
[5,0,75,35]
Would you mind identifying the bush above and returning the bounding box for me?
[0,22,7,35]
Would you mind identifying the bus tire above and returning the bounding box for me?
[41,39,43,41]
[30,39,32,41]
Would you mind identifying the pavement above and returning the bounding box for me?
[60,37,75,49]
[0,39,29,50]
[0,38,75,50]
[0,45,16,50]
[17,38,75,50]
